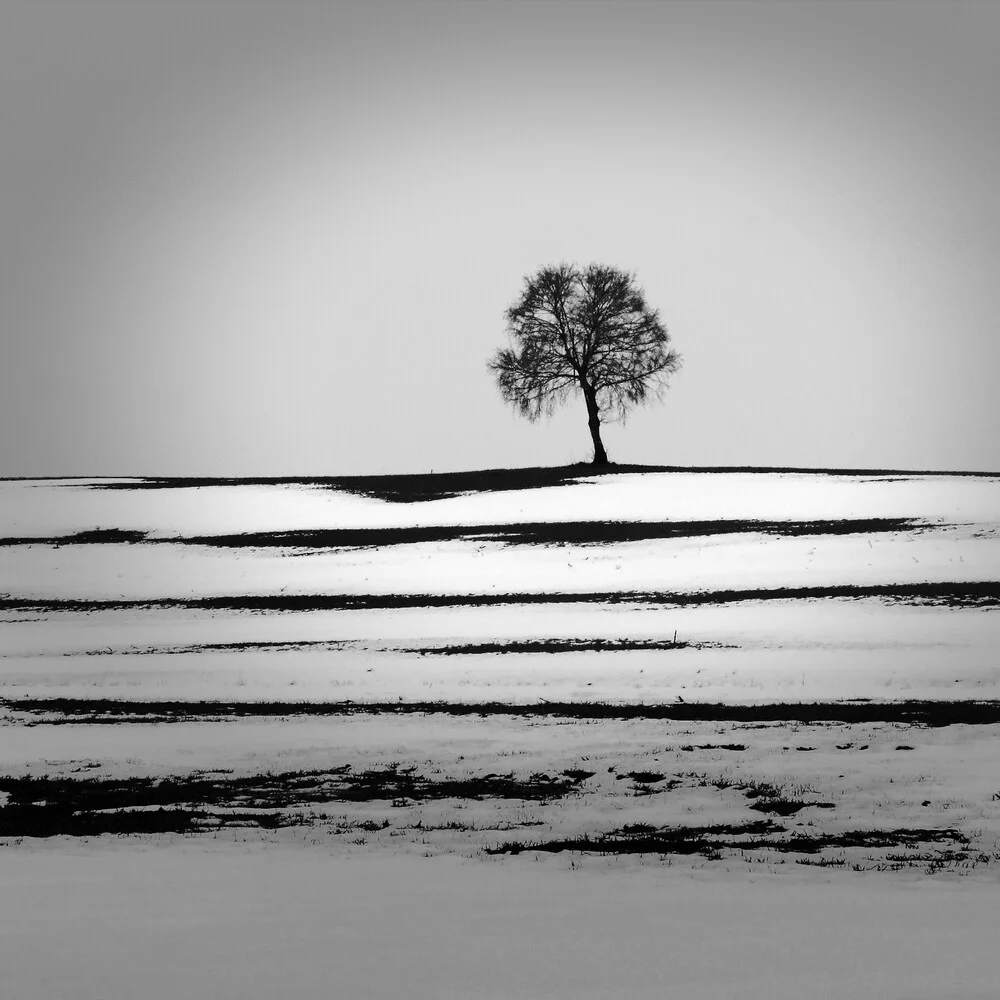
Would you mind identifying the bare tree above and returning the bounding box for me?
[488,262,681,465]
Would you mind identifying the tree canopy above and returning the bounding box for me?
[488,262,681,464]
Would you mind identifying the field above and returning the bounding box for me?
[2,467,999,998]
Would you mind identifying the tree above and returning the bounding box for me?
[488,262,681,465]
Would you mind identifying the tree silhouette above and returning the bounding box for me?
[488,263,681,465]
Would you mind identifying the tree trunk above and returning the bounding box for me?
[582,385,609,465]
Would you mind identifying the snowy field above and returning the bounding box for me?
[2,469,999,998]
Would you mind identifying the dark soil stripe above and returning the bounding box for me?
[150,517,930,548]
[7,698,1000,726]
[58,462,1000,504]
[0,767,579,838]
[2,581,997,611]
[399,639,708,655]
[105,639,706,656]
[485,825,968,857]
[0,518,934,548]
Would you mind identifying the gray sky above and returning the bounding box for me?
[2,0,998,476]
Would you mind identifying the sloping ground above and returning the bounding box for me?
[1,708,999,876]
[1,469,999,880]
[3,467,999,536]
[0,470,998,706]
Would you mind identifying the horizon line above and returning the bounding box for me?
[2,462,999,483]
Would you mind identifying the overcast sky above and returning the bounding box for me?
[2,0,998,476]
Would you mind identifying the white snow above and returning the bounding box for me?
[2,471,1000,999]
[0,526,996,601]
[2,469,998,705]
[2,471,998,539]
